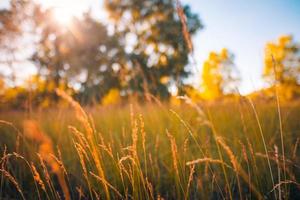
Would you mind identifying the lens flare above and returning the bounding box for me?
[42,0,86,25]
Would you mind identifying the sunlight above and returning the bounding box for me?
[40,0,87,25]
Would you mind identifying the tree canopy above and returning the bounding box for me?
[0,0,202,108]
[105,0,202,99]
[264,35,300,85]
[262,35,300,100]
[201,48,239,100]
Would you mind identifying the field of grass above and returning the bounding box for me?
[0,94,299,199]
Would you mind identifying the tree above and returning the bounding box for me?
[263,35,300,100]
[263,35,300,85]
[0,75,4,94]
[1,0,202,107]
[104,0,202,99]
[31,8,123,104]
[201,48,239,100]
[0,0,31,86]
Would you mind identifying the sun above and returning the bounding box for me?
[53,6,79,25]
[41,0,87,25]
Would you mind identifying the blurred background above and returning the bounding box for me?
[0,0,300,109]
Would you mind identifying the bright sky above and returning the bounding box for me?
[1,0,300,94]
[183,0,300,93]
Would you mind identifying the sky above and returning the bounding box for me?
[183,0,300,93]
[1,0,300,94]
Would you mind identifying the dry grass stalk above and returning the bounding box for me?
[76,186,85,199]
[177,96,207,120]
[129,105,149,197]
[92,189,100,200]
[145,177,154,200]
[0,155,8,170]
[274,145,282,199]
[118,159,132,184]
[183,138,189,157]
[91,147,110,198]
[37,153,58,199]
[272,55,287,196]
[50,154,67,177]
[139,114,147,174]
[186,157,231,169]
[239,140,249,163]
[131,126,138,159]
[246,137,259,178]
[1,153,43,199]
[166,129,185,196]
[31,163,46,192]
[74,142,90,163]
[270,180,300,193]
[74,142,94,199]
[56,148,67,173]
[247,97,276,193]
[56,89,110,199]
[0,120,23,138]
[0,169,25,200]
[56,89,93,142]
[175,0,193,53]
[184,164,195,200]
[293,137,299,160]
[216,137,263,199]
[166,130,179,177]
[98,144,114,158]
[157,194,165,200]
[119,155,136,165]
[23,119,70,200]
[69,126,91,152]
[256,152,298,187]
[131,117,138,159]
[239,140,252,198]
[90,171,123,199]
[15,134,20,154]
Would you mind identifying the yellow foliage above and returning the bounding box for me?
[40,98,51,109]
[185,86,202,102]
[279,35,292,47]
[201,48,237,100]
[102,88,121,106]
[170,95,181,106]
[0,78,4,93]
[2,87,25,101]
[263,34,299,86]
[220,48,229,60]
[160,76,170,84]
[159,55,168,66]
[277,84,300,101]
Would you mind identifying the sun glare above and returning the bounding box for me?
[53,7,77,25]
[41,0,87,25]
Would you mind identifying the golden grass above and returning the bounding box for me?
[216,136,263,199]
[0,169,25,200]
[0,93,299,199]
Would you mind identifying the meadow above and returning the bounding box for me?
[1,0,300,199]
[0,92,299,199]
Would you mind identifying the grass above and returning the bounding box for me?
[0,93,299,199]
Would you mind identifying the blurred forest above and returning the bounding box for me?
[0,0,300,110]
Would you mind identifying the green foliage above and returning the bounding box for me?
[31,9,123,104]
[0,0,202,106]
[105,0,202,99]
